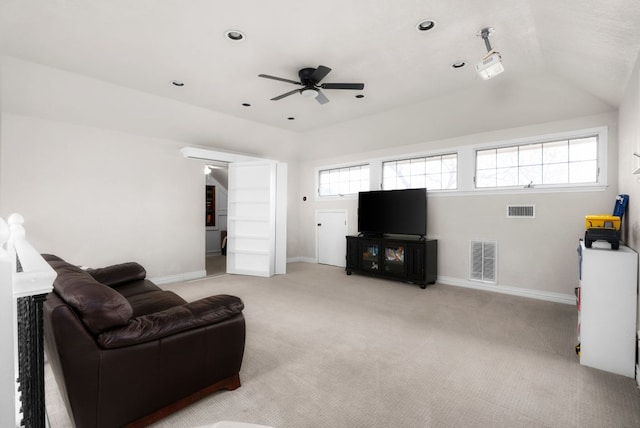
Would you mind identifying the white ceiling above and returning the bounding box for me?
[1,0,639,134]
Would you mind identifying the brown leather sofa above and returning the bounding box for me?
[42,254,246,428]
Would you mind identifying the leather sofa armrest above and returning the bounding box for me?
[86,262,147,286]
[97,295,244,349]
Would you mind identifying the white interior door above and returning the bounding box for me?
[317,210,347,267]
[227,161,277,277]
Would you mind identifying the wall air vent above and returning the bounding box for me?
[470,240,497,283]
[507,204,535,218]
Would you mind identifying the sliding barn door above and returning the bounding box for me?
[227,161,278,277]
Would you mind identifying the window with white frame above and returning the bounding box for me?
[475,136,599,188]
[383,154,457,190]
[318,164,370,197]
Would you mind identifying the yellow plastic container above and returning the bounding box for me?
[585,215,621,230]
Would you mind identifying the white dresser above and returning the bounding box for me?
[578,240,638,377]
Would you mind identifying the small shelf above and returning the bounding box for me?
[228,200,269,205]
[228,216,270,222]
[227,249,269,256]
[231,234,270,240]
[228,186,270,192]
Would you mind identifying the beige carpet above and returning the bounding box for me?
[206,254,226,277]
[46,262,640,427]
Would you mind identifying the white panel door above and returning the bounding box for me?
[227,161,276,277]
[317,210,348,267]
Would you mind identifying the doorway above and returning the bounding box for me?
[317,210,348,267]
[205,164,228,277]
[181,146,287,278]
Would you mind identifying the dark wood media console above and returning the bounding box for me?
[346,235,437,289]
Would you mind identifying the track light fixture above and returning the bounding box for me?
[476,27,504,80]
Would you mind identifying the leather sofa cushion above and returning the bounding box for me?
[86,262,147,287]
[127,290,187,317]
[97,295,244,349]
[110,279,162,298]
[45,257,133,335]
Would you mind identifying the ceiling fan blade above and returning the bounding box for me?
[315,90,330,105]
[311,65,332,83]
[258,74,301,85]
[321,82,365,90]
[271,88,301,101]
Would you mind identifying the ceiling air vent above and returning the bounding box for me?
[507,204,535,218]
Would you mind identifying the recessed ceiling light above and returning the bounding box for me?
[242,103,251,107]
[416,20,436,32]
[171,80,184,87]
[225,30,245,42]
[355,94,365,99]
[451,61,467,69]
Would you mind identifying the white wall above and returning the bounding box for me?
[617,47,640,377]
[297,112,619,297]
[619,51,640,248]
[0,114,205,277]
[0,57,302,279]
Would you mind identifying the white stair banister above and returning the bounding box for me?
[9,214,56,298]
[0,217,16,427]
[0,214,56,427]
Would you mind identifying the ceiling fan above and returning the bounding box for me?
[258,65,364,104]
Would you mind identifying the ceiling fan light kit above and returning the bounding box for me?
[476,27,504,80]
[301,88,319,98]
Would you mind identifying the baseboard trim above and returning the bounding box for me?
[150,270,207,285]
[437,276,575,305]
[150,259,311,284]
[151,267,574,304]
[288,256,316,264]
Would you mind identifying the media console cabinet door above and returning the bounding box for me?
[405,243,424,282]
[359,240,381,272]
[346,236,359,271]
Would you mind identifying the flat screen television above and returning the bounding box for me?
[357,188,427,236]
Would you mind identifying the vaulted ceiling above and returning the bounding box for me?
[1,0,639,135]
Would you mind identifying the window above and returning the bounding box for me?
[318,164,369,197]
[383,154,457,190]
[475,136,598,188]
